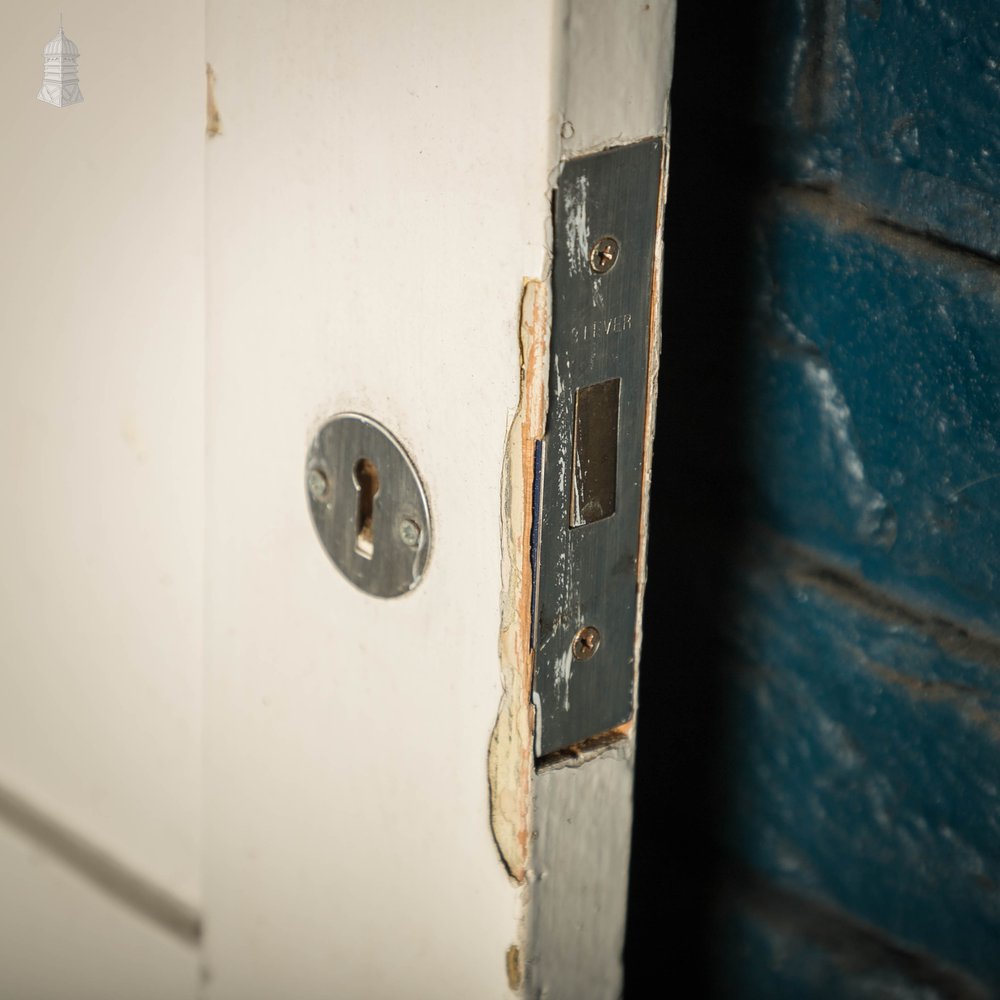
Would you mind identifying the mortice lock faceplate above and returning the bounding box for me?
[532,138,663,757]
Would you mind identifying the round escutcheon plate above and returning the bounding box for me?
[306,414,431,598]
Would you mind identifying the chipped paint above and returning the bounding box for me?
[801,354,897,547]
[505,944,523,991]
[555,644,574,711]
[564,174,589,278]
[542,343,584,718]
[489,279,550,884]
[561,173,604,307]
[206,63,222,138]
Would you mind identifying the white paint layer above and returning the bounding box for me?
[204,3,556,997]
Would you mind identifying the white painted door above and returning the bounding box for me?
[0,3,674,997]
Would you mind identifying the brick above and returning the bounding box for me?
[714,879,990,999]
[750,0,1000,256]
[717,545,1000,986]
[743,192,1000,631]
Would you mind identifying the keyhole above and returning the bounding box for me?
[353,457,380,559]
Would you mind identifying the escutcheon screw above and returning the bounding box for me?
[307,468,329,501]
[399,518,421,548]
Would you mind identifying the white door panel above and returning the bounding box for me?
[0,2,674,995]
[203,3,556,996]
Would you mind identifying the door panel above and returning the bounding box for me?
[203,3,556,996]
[0,2,674,995]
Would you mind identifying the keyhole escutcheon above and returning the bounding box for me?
[307,413,431,598]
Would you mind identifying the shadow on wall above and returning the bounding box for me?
[624,0,768,992]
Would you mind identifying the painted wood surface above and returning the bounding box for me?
[0,2,675,994]
[527,4,673,998]
[203,3,556,996]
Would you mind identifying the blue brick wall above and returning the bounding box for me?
[716,870,992,999]
[719,542,1000,987]
[757,0,1000,257]
[626,1,1000,995]
[746,197,1000,630]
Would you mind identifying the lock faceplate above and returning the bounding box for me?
[532,138,664,757]
[306,414,431,598]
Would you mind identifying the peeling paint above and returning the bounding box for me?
[564,174,589,278]
[555,642,574,711]
[542,342,584,721]
[206,63,222,138]
[561,173,605,307]
[489,279,550,884]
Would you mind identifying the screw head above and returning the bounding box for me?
[572,625,601,661]
[307,468,329,501]
[399,518,421,549]
[589,236,619,274]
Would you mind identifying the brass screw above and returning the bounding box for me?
[572,625,601,661]
[589,236,619,274]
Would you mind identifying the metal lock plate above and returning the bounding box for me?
[532,138,663,757]
[306,414,431,598]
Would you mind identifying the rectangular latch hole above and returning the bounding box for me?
[570,378,620,527]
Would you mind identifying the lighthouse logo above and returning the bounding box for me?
[37,18,83,108]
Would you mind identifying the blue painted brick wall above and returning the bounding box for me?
[746,195,1000,630]
[719,542,1000,987]
[634,0,1000,994]
[754,0,1000,256]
